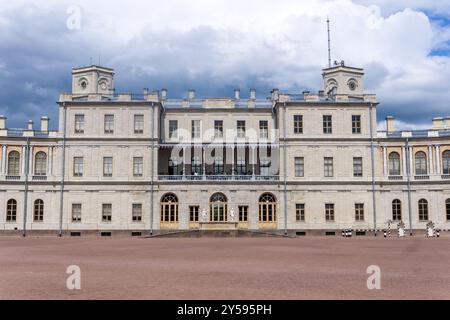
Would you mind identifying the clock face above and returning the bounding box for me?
[100,82,107,90]
[80,81,87,89]
[348,80,357,91]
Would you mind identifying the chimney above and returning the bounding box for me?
[0,115,6,129]
[432,117,444,130]
[386,116,395,134]
[302,90,310,99]
[271,88,279,101]
[318,90,324,97]
[234,89,240,100]
[40,116,49,133]
[250,89,256,100]
[27,120,34,131]
[445,116,450,129]
[188,89,195,100]
[161,89,167,100]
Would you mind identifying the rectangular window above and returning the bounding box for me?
[260,157,270,176]
[72,203,82,222]
[191,156,202,175]
[134,114,144,134]
[446,200,450,221]
[237,120,246,138]
[296,203,305,222]
[103,157,113,177]
[324,157,333,177]
[323,115,332,134]
[214,120,223,138]
[191,120,201,138]
[239,205,248,222]
[352,115,361,134]
[74,114,84,134]
[73,157,83,177]
[259,120,268,139]
[104,114,114,134]
[236,157,246,175]
[325,203,334,222]
[294,115,303,134]
[353,157,363,177]
[102,203,112,222]
[169,120,178,138]
[295,157,304,177]
[133,157,143,177]
[132,203,142,222]
[189,206,199,222]
[355,203,364,221]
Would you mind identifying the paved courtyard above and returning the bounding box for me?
[0,236,449,299]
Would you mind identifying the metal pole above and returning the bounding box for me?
[283,103,287,236]
[327,17,331,68]
[369,103,377,236]
[405,138,413,236]
[22,137,30,237]
[150,102,155,235]
[58,103,67,237]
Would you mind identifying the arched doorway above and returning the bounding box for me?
[258,193,277,229]
[209,193,227,222]
[160,193,179,229]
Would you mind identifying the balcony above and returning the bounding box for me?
[32,175,48,181]
[5,175,20,180]
[158,175,279,181]
[388,175,403,180]
[442,174,450,180]
[414,175,429,180]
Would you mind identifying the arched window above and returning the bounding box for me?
[259,193,277,223]
[7,151,20,176]
[446,199,450,221]
[415,151,427,175]
[6,199,17,222]
[160,193,178,223]
[418,199,428,221]
[210,193,227,222]
[34,199,44,222]
[443,150,450,175]
[34,152,47,176]
[392,199,402,221]
[389,152,401,176]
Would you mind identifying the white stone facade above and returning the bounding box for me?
[0,63,449,236]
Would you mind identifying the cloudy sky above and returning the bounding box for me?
[0,0,449,130]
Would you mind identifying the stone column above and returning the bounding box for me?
[202,147,206,180]
[409,146,413,175]
[182,146,186,178]
[29,145,34,176]
[231,145,235,177]
[49,146,53,176]
[21,145,26,175]
[252,146,256,179]
[402,146,407,176]
[436,145,441,174]
[428,145,434,175]
[382,146,387,176]
[1,145,6,174]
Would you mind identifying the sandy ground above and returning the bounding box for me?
[0,236,449,300]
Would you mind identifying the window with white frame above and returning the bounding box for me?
[353,157,363,177]
[103,157,113,177]
[134,114,144,134]
[324,157,333,177]
[102,203,112,222]
[355,203,364,221]
[133,157,143,177]
[104,114,114,134]
[296,203,305,222]
[132,203,142,222]
[295,157,304,177]
[73,157,83,177]
[74,114,84,134]
[72,203,82,222]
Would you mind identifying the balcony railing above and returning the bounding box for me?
[414,175,429,180]
[32,175,48,181]
[442,174,450,180]
[5,175,20,180]
[388,175,403,180]
[158,175,279,181]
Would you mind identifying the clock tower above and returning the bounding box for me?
[71,65,115,96]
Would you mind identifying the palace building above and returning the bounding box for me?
[1,63,450,236]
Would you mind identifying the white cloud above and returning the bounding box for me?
[1,0,450,128]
